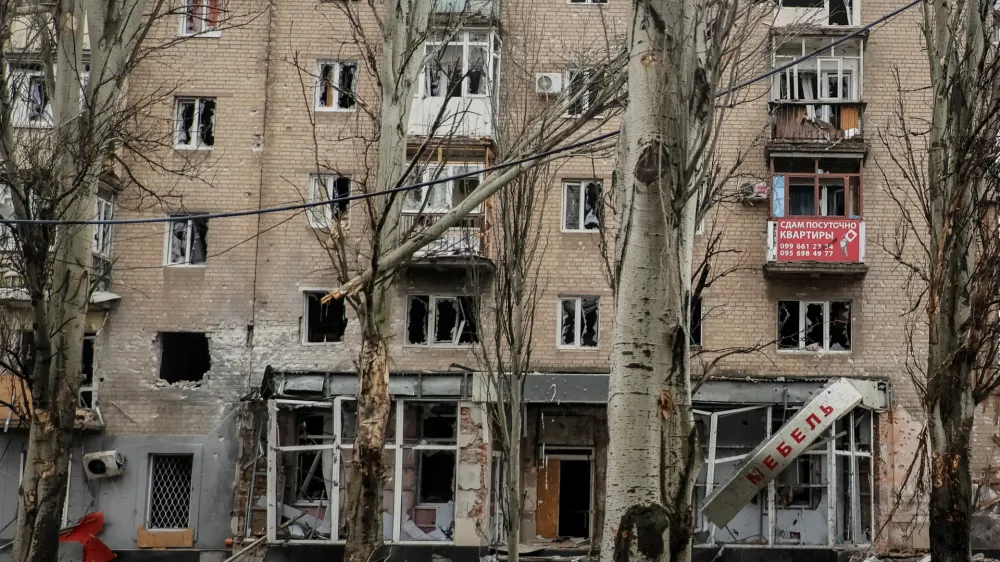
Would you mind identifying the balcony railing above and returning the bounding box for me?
[400,213,489,261]
[765,219,867,278]
[433,0,496,18]
[770,101,864,142]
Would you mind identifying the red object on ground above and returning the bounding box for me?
[59,512,117,562]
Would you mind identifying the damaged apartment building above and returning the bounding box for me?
[1,0,1000,562]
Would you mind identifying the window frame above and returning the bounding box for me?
[557,296,600,350]
[9,65,52,128]
[769,157,863,219]
[567,0,608,5]
[301,289,348,345]
[307,174,351,228]
[561,179,603,232]
[563,67,603,119]
[419,30,496,100]
[403,164,484,215]
[776,299,852,353]
[173,97,216,150]
[178,0,222,37]
[315,60,358,112]
[404,294,479,347]
[164,214,209,267]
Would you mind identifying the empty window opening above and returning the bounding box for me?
[79,332,96,409]
[158,332,210,383]
[308,175,351,228]
[147,454,194,529]
[690,294,702,346]
[174,98,216,149]
[92,194,115,291]
[566,68,599,117]
[778,300,851,352]
[406,295,478,346]
[418,450,456,503]
[423,31,493,99]
[559,297,599,348]
[563,180,602,231]
[405,402,458,444]
[293,410,334,502]
[776,456,824,509]
[167,214,208,265]
[180,0,221,35]
[305,292,347,343]
[317,61,358,110]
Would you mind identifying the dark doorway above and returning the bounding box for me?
[558,460,591,538]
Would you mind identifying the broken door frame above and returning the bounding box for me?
[537,445,596,540]
[693,403,874,548]
[268,397,460,545]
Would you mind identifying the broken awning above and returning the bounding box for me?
[701,377,881,528]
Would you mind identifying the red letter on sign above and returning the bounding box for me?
[806,413,821,430]
[747,468,765,485]
[763,456,778,470]
[791,428,806,443]
[777,442,792,457]
[820,404,834,417]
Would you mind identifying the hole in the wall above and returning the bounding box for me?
[158,332,210,384]
[304,292,347,343]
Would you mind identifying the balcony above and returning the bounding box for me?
[770,100,864,142]
[764,155,868,279]
[400,213,490,267]
[774,0,861,27]
[432,0,497,21]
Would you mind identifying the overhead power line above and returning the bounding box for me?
[0,0,919,227]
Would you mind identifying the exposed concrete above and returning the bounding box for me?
[455,401,489,546]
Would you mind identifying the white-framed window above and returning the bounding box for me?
[403,164,482,215]
[146,454,194,530]
[777,0,858,26]
[174,97,216,150]
[777,300,851,352]
[569,0,608,4]
[420,30,498,99]
[307,175,351,228]
[92,194,114,291]
[165,214,209,266]
[9,65,51,127]
[79,332,98,409]
[179,0,221,36]
[565,67,599,118]
[562,180,602,231]
[316,61,358,111]
[303,291,347,344]
[558,296,599,348]
[406,295,478,346]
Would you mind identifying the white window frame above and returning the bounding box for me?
[403,164,483,215]
[557,296,600,349]
[315,61,358,112]
[79,332,98,410]
[178,0,221,37]
[9,65,52,128]
[173,97,216,150]
[164,215,208,267]
[301,288,347,346]
[145,453,195,530]
[561,179,602,232]
[419,30,496,100]
[268,398,460,545]
[307,174,350,228]
[568,0,608,4]
[770,39,863,104]
[563,67,601,118]
[93,196,114,259]
[405,294,478,347]
[777,300,852,353]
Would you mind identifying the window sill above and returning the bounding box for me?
[556,345,600,351]
[561,228,600,234]
[178,31,222,39]
[315,107,357,113]
[164,263,207,268]
[173,146,214,152]
[301,340,345,347]
[776,349,851,355]
[403,343,478,349]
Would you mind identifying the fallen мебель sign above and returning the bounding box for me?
[775,219,862,262]
[700,378,866,528]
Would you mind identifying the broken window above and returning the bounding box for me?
[563,180,602,231]
[400,401,458,541]
[292,409,335,503]
[92,194,114,291]
[79,333,97,409]
[406,295,478,346]
[834,409,874,543]
[147,454,194,529]
[559,296,599,348]
[690,294,702,346]
[10,65,51,127]
[180,0,221,36]
[316,61,358,110]
[174,98,216,149]
[536,449,593,539]
[167,214,209,265]
[422,31,491,98]
[569,0,608,4]
[777,300,851,352]
[566,68,600,117]
[304,292,347,343]
[158,332,210,383]
[403,165,484,214]
[307,175,351,228]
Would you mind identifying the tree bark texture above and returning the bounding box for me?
[602,1,710,562]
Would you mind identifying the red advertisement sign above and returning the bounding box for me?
[775,219,861,262]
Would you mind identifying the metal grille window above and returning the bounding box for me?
[147,454,194,529]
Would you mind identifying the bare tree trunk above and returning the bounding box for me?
[506,361,523,562]
[602,1,712,562]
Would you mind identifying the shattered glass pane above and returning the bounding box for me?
[407,296,430,344]
[27,77,47,121]
[564,183,581,230]
[581,297,599,347]
[334,176,351,217]
[777,301,799,349]
[583,181,601,229]
[176,101,195,146]
[457,296,478,344]
[198,99,215,147]
[560,299,576,346]
[338,63,357,109]
[804,303,824,350]
[170,220,188,264]
[319,64,334,107]
[829,301,851,350]
[467,46,487,95]
[567,70,588,116]
[434,298,458,344]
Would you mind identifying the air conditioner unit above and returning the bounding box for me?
[82,450,125,480]
[739,182,768,201]
[535,73,563,95]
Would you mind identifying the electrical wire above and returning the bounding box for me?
[0,0,920,227]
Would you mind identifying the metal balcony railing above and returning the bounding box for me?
[399,212,488,261]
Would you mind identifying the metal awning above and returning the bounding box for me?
[701,377,883,528]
